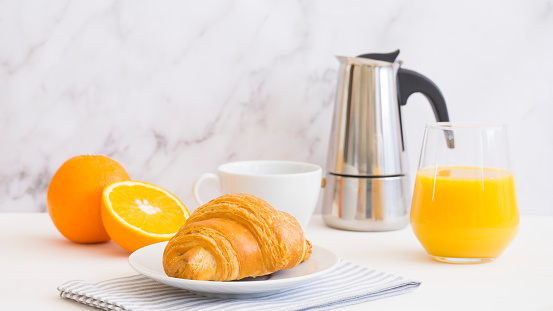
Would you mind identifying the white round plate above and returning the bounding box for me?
[129,242,339,298]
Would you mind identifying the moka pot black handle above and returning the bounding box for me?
[397,68,454,148]
[397,68,450,123]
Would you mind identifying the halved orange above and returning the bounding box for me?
[101,180,190,252]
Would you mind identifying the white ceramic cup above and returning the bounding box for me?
[193,160,323,229]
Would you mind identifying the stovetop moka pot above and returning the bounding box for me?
[322,50,453,231]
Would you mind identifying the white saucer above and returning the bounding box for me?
[129,242,339,298]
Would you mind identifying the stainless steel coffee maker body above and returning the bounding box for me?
[323,50,451,231]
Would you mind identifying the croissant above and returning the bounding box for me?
[163,193,312,281]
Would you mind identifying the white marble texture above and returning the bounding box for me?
[1,0,552,215]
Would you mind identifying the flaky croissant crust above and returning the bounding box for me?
[163,193,312,281]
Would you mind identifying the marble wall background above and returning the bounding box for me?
[1,0,552,215]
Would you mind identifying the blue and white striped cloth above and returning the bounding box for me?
[58,260,420,311]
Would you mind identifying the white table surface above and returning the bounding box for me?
[1,213,551,311]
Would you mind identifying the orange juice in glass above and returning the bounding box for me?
[411,123,519,264]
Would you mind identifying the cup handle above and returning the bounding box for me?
[192,173,222,206]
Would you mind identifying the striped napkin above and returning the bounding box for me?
[58,260,420,311]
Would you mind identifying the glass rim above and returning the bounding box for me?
[425,122,508,130]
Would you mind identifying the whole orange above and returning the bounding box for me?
[47,155,130,243]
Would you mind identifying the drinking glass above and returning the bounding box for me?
[410,123,519,264]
